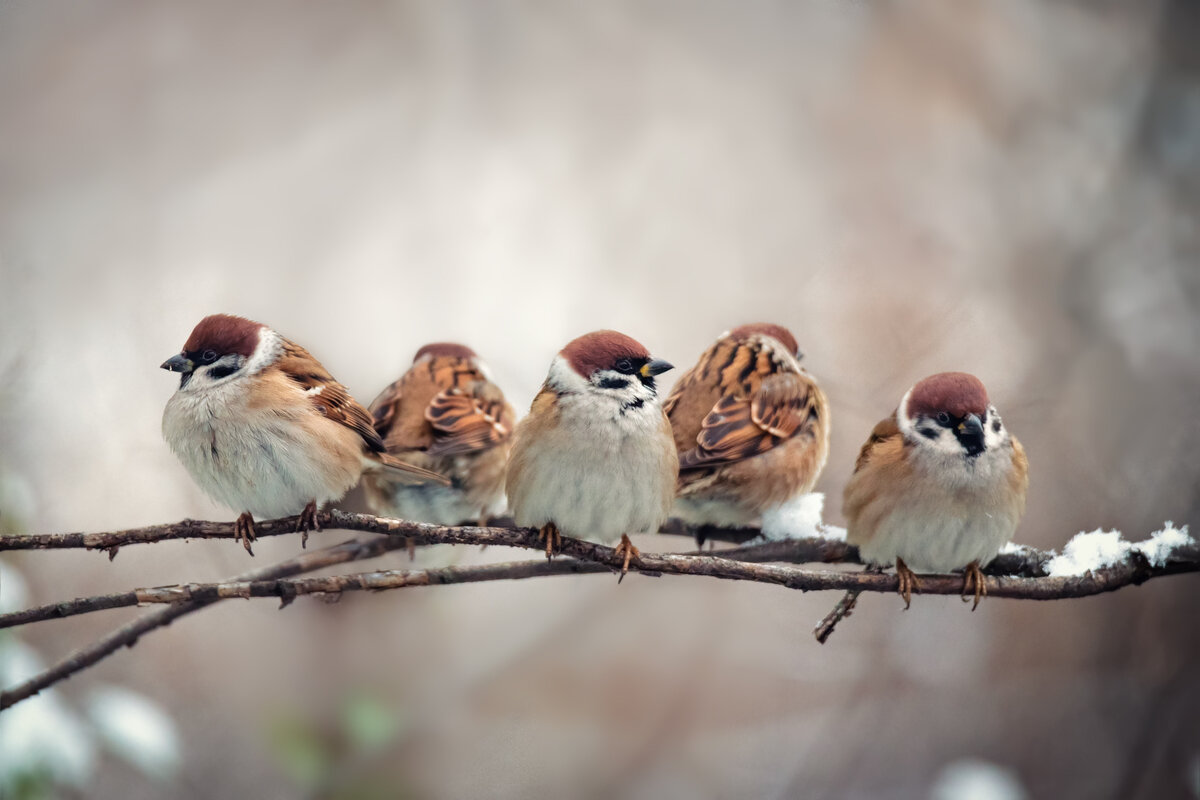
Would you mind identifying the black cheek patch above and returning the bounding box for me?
[598,376,630,390]
[919,426,940,440]
[208,364,241,380]
[992,419,1002,434]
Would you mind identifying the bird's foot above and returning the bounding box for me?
[614,534,641,583]
[961,560,987,611]
[896,558,920,609]
[235,512,257,556]
[295,500,320,548]
[537,522,561,561]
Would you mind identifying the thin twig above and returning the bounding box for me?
[0,511,1052,575]
[0,513,764,552]
[3,513,1197,711]
[0,534,407,710]
[4,538,1197,632]
[813,590,862,644]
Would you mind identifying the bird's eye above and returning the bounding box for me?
[936,412,950,425]
[202,350,218,363]
[615,358,634,374]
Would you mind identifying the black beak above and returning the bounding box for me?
[641,359,674,378]
[956,413,985,457]
[161,354,194,373]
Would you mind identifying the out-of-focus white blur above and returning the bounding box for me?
[1,1,1198,797]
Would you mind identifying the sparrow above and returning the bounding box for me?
[505,330,679,577]
[362,342,515,526]
[663,323,830,535]
[161,314,448,554]
[843,371,1029,608]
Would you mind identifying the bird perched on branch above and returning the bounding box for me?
[161,314,448,554]
[506,330,678,577]
[843,371,1029,608]
[363,342,515,526]
[663,323,830,537]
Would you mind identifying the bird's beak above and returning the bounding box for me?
[957,413,985,456]
[641,359,674,378]
[161,354,194,373]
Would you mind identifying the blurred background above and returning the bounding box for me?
[2,0,1199,797]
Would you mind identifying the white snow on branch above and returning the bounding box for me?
[1045,529,1130,577]
[998,541,1041,558]
[760,493,846,542]
[1132,522,1192,568]
[1045,523,1194,577]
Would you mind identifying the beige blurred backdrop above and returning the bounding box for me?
[2,1,1199,797]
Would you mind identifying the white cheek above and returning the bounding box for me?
[983,406,1008,450]
[589,370,656,405]
[546,355,589,394]
[929,429,963,455]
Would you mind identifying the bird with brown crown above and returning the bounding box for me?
[663,323,830,539]
[363,342,515,527]
[506,330,679,578]
[843,371,1029,608]
[161,314,449,554]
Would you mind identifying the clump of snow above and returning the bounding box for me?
[760,493,845,541]
[1133,522,1193,567]
[1046,523,1195,577]
[931,758,1028,800]
[819,524,848,542]
[999,541,1037,556]
[1045,529,1131,577]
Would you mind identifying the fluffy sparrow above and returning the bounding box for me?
[663,323,830,534]
[362,342,515,526]
[161,314,448,554]
[506,330,678,576]
[843,372,1029,607]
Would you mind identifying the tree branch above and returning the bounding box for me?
[4,533,1197,632]
[0,510,1046,573]
[2,511,1196,711]
[0,534,409,710]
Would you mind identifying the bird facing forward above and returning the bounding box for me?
[363,342,515,526]
[663,323,830,534]
[843,372,1029,607]
[161,314,448,554]
[505,330,679,577]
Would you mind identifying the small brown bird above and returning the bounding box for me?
[663,324,830,532]
[363,343,515,526]
[161,314,448,554]
[843,372,1029,607]
[506,330,679,576]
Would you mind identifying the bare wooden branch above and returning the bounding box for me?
[4,533,1197,632]
[0,534,408,710]
[0,510,1047,574]
[2,510,1196,712]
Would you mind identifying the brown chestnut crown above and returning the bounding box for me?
[908,372,989,419]
[561,330,652,377]
[181,314,264,360]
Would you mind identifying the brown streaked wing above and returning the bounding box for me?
[277,339,386,453]
[853,413,901,473]
[368,376,405,442]
[425,384,513,457]
[678,373,819,470]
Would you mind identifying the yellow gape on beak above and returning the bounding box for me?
[640,359,674,378]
